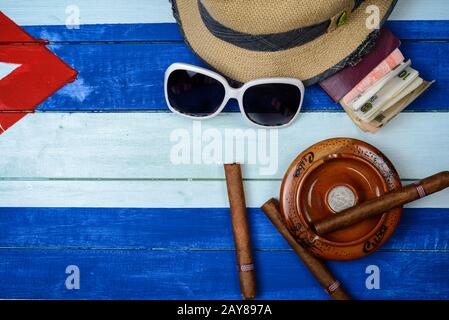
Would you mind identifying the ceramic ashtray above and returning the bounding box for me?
[280,138,402,260]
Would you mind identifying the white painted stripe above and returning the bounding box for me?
[0,179,447,208]
[389,0,449,21]
[0,113,448,180]
[0,62,21,81]
[1,0,448,26]
[1,0,175,26]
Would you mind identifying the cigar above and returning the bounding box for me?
[224,163,256,300]
[315,171,449,235]
[261,198,351,300]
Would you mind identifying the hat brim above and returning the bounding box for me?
[172,0,397,86]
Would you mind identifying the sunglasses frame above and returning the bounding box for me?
[164,63,305,128]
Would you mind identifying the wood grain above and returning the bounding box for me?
[1,113,448,180]
[0,249,448,299]
[19,21,449,43]
[0,207,447,251]
[1,0,175,26]
[3,0,449,26]
[0,179,447,209]
[23,23,183,42]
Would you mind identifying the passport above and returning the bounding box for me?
[319,28,401,103]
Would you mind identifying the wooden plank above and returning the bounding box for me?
[20,21,449,43]
[0,0,175,26]
[23,23,183,42]
[3,0,449,26]
[390,0,449,21]
[0,179,447,209]
[24,40,445,112]
[1,113,448,180]
[0,249,447,299]
[0,207,447,251]
[388,21,449,40]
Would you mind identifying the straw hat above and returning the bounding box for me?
[171,0,398,86]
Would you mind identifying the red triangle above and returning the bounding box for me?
[0,11,78,134]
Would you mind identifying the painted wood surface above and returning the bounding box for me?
[0,0,175,26]
[1,0,449,300]
[0,249,448,299]
[2,0,449,26]
[18,21,449,43]
[0,179,448,208]
[1,113,448,180]
[0,207,448,251]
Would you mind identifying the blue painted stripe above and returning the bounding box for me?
[0,208,447,251]
[0,249,447,299]
[23,23,183,43]
[21,21,449,43]
[33,40,446,112]
[388,20,449,40]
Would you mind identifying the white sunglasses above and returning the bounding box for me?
[164,63,305,128]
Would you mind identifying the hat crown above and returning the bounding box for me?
[201,0,357,35]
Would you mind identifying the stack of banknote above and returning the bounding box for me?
[320,29,434,133]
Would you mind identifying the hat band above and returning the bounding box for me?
[198,0,366,52]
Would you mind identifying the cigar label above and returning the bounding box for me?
[414,183,427,198]
[326,280,342,294]
[239,264,255,272]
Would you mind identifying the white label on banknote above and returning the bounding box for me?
[365,77,424,122]
[356,67,420,121]
[349,60,411,111]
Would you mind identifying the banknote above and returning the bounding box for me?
[349,60,411,111]
[369,80,435,129]
[342,48,404,106]
[355,66,420,121]
[363,77,423,123]
[340,77,434,133]
[340,100,379,133]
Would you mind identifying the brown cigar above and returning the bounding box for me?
[224,163,256,300]
[315,171,449,235]
[261,198,351,300]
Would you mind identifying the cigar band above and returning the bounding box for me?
[326,280,341,294]
[239,264,255,272]
[414,183,427,199]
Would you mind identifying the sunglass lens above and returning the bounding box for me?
[243,83,302,127]
[167,69,226,117]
